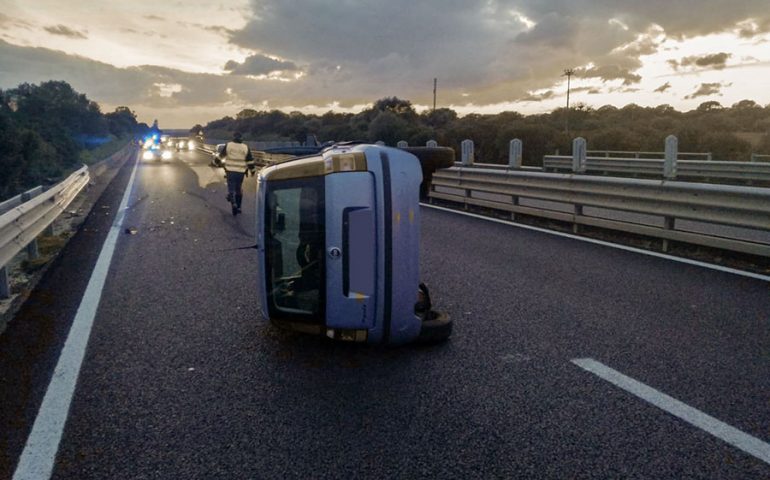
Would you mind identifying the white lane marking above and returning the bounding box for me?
[572,358,770,466]
[421,203,770,282]
[13,153,141,480]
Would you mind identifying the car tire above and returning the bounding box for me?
[400,147,455,199]
[415,310,452,344]
[400,147,455,172]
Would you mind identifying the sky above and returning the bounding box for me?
[1,0,769,127]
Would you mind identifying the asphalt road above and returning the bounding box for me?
[1,148,769,479]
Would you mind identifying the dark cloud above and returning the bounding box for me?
[680,52,731,69]
[519,90,555,102]
[43,25,87,39]
[654,82,671,93]
[574,65,642,85]
[224,54,299,76]
[685,82,730,99]
[0,14,31,31]
[514,1,770,38]
[514,13,579,48]
[737,18,770,38]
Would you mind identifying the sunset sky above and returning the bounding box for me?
[1,0,769,127]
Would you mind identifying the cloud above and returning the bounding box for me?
[671,52,732,70]
[519,90,555,102]
[654,82,671,93]
[224,54,299,76]
[685,82,730,99]
[43,25,87,39]
[0,14,33,31]
[574,65,642,85]
[4,0,770,124]
[737,18,770,38]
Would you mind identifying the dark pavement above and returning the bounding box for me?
[1,148,768,479]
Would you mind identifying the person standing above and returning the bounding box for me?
[218,132,255,215]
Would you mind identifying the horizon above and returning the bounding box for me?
[2,1,769,127]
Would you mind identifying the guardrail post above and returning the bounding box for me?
[664,135,678,179]
[461,139,475,166]
[0,266,9,299]
[509,139,523,168]
[21,190,40,260]
[397,141,408,148]
[751,153,756,163]
[662,217,675,252]
[572,137,587,173]
[426,140,438,147]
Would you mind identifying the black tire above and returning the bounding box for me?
[415,310,452,344]
[400,147,455,172]
[400,147,455,200]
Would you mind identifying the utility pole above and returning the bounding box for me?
[433,78,437,111]
[563,68,574,134]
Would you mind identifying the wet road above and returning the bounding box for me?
[1,148,768,479]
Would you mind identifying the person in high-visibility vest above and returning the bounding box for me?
[218,132,255,215]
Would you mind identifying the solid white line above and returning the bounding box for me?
[13,153,141,480]
[421,203,770,282]
[572,358,770,466]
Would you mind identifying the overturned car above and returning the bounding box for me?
[255,143,454,345]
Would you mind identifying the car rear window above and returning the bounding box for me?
[264,177,325,322]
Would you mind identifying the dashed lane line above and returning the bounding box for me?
[572,358,770,466]
[13,153,141,480]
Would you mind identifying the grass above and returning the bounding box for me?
[78,136,132,165]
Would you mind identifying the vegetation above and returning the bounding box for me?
[0,81,146,200]
[201,97,770,165]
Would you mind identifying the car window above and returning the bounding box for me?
[265,177,325,320]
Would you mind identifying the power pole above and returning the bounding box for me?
[563,68,574,134]
[433,78,437,111]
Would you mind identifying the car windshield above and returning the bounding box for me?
[264,177,325,321]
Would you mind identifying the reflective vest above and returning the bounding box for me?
[223,141,254,173]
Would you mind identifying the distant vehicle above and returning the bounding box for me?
[255,143,454,345]
[142,144,173,161]
[168,137,195,151]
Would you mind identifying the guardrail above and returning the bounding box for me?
[0,166,90,298]
[429,166,770,257]
[586,150,712,160]
[542,156,770,183]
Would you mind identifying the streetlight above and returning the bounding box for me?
[563,68,574,134]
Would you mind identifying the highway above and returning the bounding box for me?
[1,148,769,479]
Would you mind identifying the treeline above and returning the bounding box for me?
[0,81,147,199]
[198,97,770,165]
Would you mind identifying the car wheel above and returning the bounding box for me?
[399,147,455,199]
[415,310,452,344]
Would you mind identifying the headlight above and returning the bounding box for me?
[143,151,154,160]
[162,150,173,160]
[178,141,186,148]
[188,141,195,150]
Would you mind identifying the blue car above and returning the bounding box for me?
[255,143,453,345]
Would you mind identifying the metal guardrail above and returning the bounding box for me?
[429,166,770,257]
[0,186,44,216]
[586,150,712,160]
[543,156,770,183]
[0,166,90,298]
